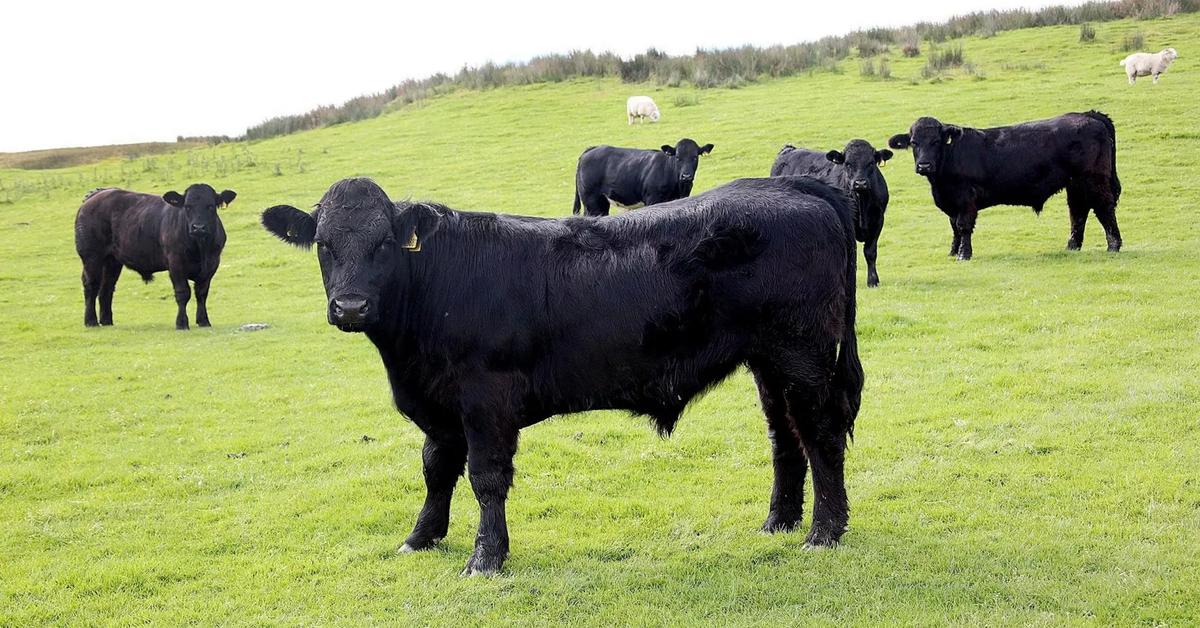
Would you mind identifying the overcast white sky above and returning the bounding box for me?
[1,0,1084,152]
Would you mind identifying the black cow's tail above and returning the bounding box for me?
[572,181,582,215]
[1085,110,1121,201]
[833,202,864,441]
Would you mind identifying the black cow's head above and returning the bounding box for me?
[260,178,440,333]
[661,138,714,184]
[163,184,236,237]
[826,139,892,192]
[888,117,962,176]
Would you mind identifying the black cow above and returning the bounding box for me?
[262,176,863,575]
[888,111,1122,260]
[74,184,235,329]
[771,140,893,287]
[572,138,714,216]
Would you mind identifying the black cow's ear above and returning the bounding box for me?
[826,150,845,164]
[944,125,963,144]
[393,202,443,253]
[218,190,237,208]
[888,134,911,150]
[261,205,317,248]
[876,149,894,164]
[661,145,676,156]
[163,191,185,207]
[699,143,714,155]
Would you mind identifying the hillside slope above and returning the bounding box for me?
[1,16,1197,625]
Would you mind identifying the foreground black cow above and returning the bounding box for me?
[771,140,893,287]
[262,176,863,575]
[888,111,1122,260]
[74,184,235,329]
[572,138,714,216]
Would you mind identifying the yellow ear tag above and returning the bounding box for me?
[402,232,421,252]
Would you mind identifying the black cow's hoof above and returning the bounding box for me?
[803,526,844,549]
[398,536,443,553]
[197,321,211,328]
[866,279,879,288]
[1107,244,1121,253]
[761,514,802,534]
[460,549,504,577]
[176,324,190,331]
[956,254,972,262]
[1066,241,1082,251]
[100,319,113,326]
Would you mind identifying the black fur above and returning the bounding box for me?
[261,175,864,574]
[888,111,1122,259]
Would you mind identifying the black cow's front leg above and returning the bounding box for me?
[955,209,978,261]
[461,417,519,576]
[400,431,467,552]
[193,278,212,327]
[168,268,191,330]
[863,237,880,288]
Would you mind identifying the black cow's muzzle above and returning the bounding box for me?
[679,173,694,182]
[189,224,211,236]
[852,179,870,191]
[329,297,371,332]
[915,163,935,175]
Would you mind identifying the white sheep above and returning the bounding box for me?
[626,96,661,125]
[1120,47,1179,85]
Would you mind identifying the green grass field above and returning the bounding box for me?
[3,15,1199,625]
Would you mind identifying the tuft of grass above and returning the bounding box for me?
[1121,30,1146,51]
[860,59,877,77]
[1080,23,1098,41]
[672,93,701,108]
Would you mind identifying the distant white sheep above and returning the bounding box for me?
[1120,47,1179,84]
[626,96,661,125]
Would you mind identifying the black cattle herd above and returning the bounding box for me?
[72,110,1124,575]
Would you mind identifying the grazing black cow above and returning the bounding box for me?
[572,138,714,216]
[262,176,863,576]
[771,140,893,287]
[74,184,235,329]
[888,111,1122,260]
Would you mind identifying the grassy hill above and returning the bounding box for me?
[2,15,1198,625]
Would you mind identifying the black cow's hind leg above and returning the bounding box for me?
[752,366,808,533]
[81,257,103,327]
[98,257,122,325]
[1092,190,1122,252]
[461,413,518,576]
[401,430,467,552]
[782,348,850,548]
[1066,184,1088,251]
[582,192,610,217]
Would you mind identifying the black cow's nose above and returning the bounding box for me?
[330,298,369,326]
[680,173,694,180]
[916,163,933,174]
[852,179,870,190]
[189,223,209,234]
